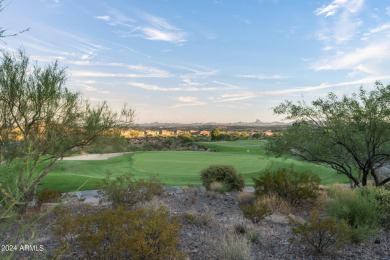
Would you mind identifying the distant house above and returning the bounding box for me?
[145,130,159,137]
[159,130,174,137]
[199,130,210,136]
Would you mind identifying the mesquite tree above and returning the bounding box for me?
[269,82,390,187]
[0,50,133,213]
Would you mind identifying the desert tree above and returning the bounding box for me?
[269,82,390,187]
[0,50,134,213]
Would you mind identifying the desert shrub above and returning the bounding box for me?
[200,165,245,192]
[239,200,272,223]
[238,191,255,205]
[213,232,252,260]
[36,187,61,205]
[253,167,321,206]
[53,205,183,259]
[209,181,228,193]
[358,186,390,230]
[325,187,382,242]
[256,194,292,215]
[138,196,168,211]
[246,229,261,244]
[99,172,164,206]
[289,209,349,254]
[182,210,214,227]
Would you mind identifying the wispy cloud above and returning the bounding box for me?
[179,66,219,79]
[213,76,390,103]
[75,82,111,94]
[214,93,257,103]
[71,71,167,78]
[315,0,363,17]
[95,15,111,22]
[236,74,288,79]
[212,81,243,90]
[258,76,390,96]
[311,43,390,73]
[315,0,364,43]
[98,11,187,44]
[128,82,232,92]
[362,23,390,38]
[170,96,206,108]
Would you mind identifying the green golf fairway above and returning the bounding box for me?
[37,140,348,192]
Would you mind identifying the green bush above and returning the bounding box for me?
[53,205,183,259]
[253,167,321,206]
[200,165,245,192]
[357,186,390,230]
[325,187,382,242]
[289,209,349,254]
[99,172,164,206]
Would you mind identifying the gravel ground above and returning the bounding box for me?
[1,187,389,259]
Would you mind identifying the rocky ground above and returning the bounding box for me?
[1,187,389,259]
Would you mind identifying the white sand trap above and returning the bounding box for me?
[63,153,126,161]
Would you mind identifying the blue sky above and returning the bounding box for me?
[1,0,390,123]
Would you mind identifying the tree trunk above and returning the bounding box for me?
[17,186,36,215]
[371,169,379,186]
[361,170,369,186]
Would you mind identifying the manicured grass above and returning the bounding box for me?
[37,140,348,192]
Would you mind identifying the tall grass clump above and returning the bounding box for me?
[213,232,252,260]
[325,187,382,242]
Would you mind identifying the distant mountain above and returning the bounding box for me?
[139,120,288,128]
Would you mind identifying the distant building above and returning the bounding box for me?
[199,130,210,136]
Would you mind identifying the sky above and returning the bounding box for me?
[1,0,390,123]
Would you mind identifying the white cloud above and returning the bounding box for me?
[180,78,203,87]
[214,93,257,103]
[363,23,390,37]
[236,74,288,79]
[128,82,226,92]
[69,63,170,78]
[261,76,390,96]
[315,0,364,17]
[139,27,186,44]
[128,82,173,91]
[179,66,219,78]
[95,15,111,22]
[171,96,206,108]
[311,43,390,73]
[212,76,390,103]
[76,83,111,94]
[71,71,167,78]
[212,81,242,90]
[315,0,364,44]
[105,11,187,44]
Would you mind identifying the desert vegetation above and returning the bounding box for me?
[0,3,389,257]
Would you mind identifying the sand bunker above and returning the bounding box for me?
[63,153,125,161]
